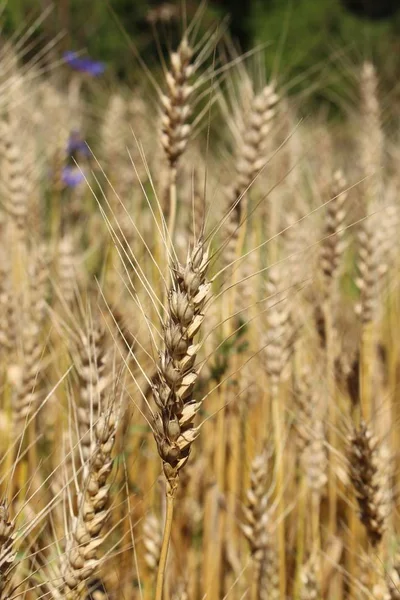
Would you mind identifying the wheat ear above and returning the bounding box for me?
[348,420,387,547]
[152,238,210,599]
[62,399,118,597]
[161,37,194,246]
[241,448,273,600]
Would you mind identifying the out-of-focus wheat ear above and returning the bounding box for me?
[355,212,384,325]
[241,448,275,600]
[348,420,387,547]
[10,322,43,435]
[143,512,162,586]
[372,581,391,600]
[0,501,17,599]
[223,82,279,270]
[0,116,30,238]
[320,169,348,298]
[171,579,189,600]
[258,533,280,600]
[387,549,400,599]
[161,37,194,171]
[0,256,16,358]
[360,61,383,205]
[301,419,328,495]
[62,393,119,597]
[28,244,49,326]
[299,553,321,600]
[100,93,127,187]
[293,366,317,454]
[262,262,293,599]
[75,321,110,464]
[58,234,78,307]
[10,245,49,436]
[263,264,293,399]
[160,36,195,249]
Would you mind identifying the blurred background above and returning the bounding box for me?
[2,0,400,110]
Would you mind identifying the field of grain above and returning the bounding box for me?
[0,10,400,600]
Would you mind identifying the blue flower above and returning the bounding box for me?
[67,130,90,157]
[63,51,105,77]
[62,166,85,188]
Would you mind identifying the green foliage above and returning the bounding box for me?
[2,0,400,108]
[250,0,400,109]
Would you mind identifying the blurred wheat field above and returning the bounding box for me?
[1,8,400,600]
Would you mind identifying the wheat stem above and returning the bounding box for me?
[155,491,175,600]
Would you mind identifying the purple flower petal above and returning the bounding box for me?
[67,130,90,156]
[63,51,105,77]
[62,166,85,188]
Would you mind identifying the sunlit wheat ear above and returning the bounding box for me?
[320,169,348,297]
[143,512,162,575]
[63,393,119,597]
[0,501,16,599]
[348,420,387,547]
[160,37,194,170]
[151,238,211,492]
[360,61,383,203]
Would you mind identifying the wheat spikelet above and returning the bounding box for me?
[348,420,387,546]
[151,238,210,491]
[161,37,194,169]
